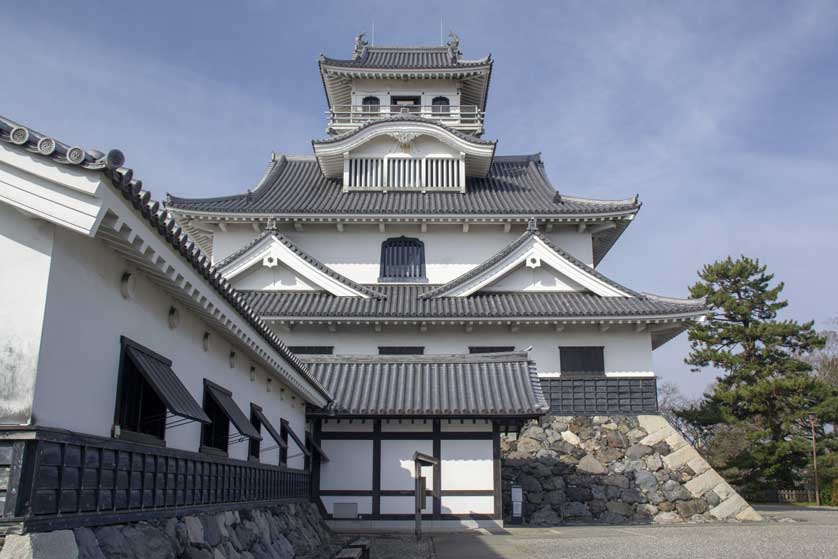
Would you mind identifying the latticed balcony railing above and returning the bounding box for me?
[328,104,484,132]
[344,156,465,193]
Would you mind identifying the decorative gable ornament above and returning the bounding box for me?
[525,255,541,269]
[386,131,421,148]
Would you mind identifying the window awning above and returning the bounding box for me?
[306,432,330,463]
[206,383,262,440]
[124,344,210,424]
[252,406,287,449]
[281,419,311,457]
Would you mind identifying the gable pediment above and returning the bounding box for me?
[422,230,634,299]
[217,231,383,298]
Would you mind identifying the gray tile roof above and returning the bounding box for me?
[304,352,548,417]
[216,227,386,299]
[0,115,332,404]
[320,46,491,70]
[166,154,640,218]
[420,223,640,299]
[242,285,705,320]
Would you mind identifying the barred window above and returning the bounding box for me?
[379,236,426,281]
[559,346,605,376]
[378,346,425,355]
[469,346,515,354]
[287,346,334,355]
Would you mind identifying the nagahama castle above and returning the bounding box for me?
[0,33,760,549]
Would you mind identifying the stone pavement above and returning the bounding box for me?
[429,506,838,559]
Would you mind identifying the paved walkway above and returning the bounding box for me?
[429,506,838,559]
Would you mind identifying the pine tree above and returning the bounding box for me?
[678,256,836,495]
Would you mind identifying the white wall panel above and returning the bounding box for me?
[380,440,433,490]
[319,440,373,490]
[380,496,433,515]
[441,440,494,490]
[440,496,494,515]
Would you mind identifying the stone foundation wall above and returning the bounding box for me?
[0,502,337,559]
[502,415,762,525]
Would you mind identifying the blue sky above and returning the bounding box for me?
[3,1,837,396]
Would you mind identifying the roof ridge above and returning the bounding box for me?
[640,292,705,306]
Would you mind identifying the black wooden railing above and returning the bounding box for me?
[0,428,310,532]
[540,377,658,415]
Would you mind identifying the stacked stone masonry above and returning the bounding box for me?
[502,415,762,525]
[0,502,338,559]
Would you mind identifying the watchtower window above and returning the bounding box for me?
[431,96,450,114]
[380,236,426,282]
[116,349,166,442]
[361,96,380,115]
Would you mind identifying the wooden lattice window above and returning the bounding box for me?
[379,236,426,281]
[559,346,605,377]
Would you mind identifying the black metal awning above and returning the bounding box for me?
[124,344,210,424]
[305,432,330,463]
[205,382,261,440]
[251,405,287,449]
[281,419,311,457]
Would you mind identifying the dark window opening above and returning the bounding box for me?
[431,96,450,114]
[468,346,515,354]
[287,346,335,355]
[361,96,380,115]
[116,353,166,443]
[279,422,289,467]
[559,346,605,377]
[378,346,425,355]
[391,95,421,113]
[201,387,230,454]
[248,407,262,460]
[380,236,425,281]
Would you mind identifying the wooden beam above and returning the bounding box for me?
[336,223,344,233]
[251,222,261,233]
[577,223,587,233]
[462,223,470,233]
[217,222,227,233]
[503,223,511,233]
[378,223,386,233]
[293,221,304,232]
[421,222,428,233]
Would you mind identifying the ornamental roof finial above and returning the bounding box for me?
[447,31,461,61]
[352,32,368,60]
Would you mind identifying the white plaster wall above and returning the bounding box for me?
[351,135,459,159]
[380,440,434,490]
[0,206,54,424]
[484,265,586,292]
[380,496,432,515]
[319,440,373,490]
[210,223,595,285]
[321,419,374,432]
[440,496,494,515]
[279,323,654,376]
[440,440,493,490]
[440,420,492,432]
[232,262,317,291]
[31,227,308,467]
[381,419,433,432]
